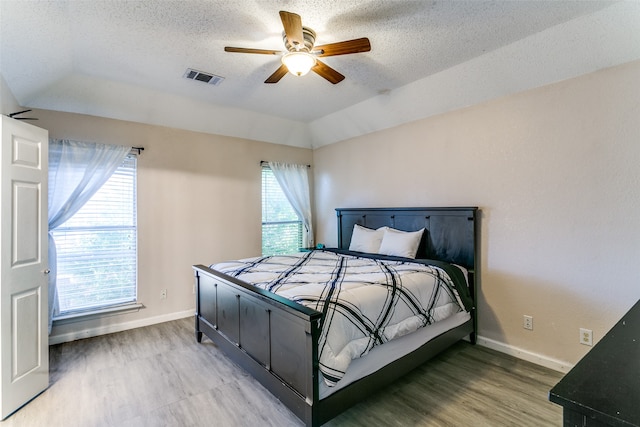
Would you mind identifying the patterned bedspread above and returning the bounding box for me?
[210,249,469,386]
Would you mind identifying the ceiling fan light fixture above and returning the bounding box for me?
[281,51,316,77]
[224,11,368,84]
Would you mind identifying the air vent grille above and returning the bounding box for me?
[183,68,224,86]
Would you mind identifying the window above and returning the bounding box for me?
[51,154,137,316]
[262,166,302,255]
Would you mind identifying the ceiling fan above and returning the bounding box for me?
[224,11,371,84]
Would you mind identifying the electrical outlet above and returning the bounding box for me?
[523,315,533,331]
[160,289,167,299]
[192,284,196,294]
[580,328,593,346]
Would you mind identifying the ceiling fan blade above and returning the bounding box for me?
[225,46,281,55]
[312,60,345,84]
[265,64,289,84]
[279,11,304,48]
[314,38,371,57]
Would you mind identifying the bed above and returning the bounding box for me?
[193,207,479,426]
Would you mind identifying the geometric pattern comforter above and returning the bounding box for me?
[210,249,468,386]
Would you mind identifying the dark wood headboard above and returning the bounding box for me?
[336,207,479,272]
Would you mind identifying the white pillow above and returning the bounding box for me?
[349,224,387,253]
[378,227,425,259]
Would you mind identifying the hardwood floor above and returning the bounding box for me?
[1,318,563,427]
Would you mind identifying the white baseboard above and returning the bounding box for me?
[476,335,573,373]
[49,309,195,345]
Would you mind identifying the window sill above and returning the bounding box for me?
[52,303,144,326]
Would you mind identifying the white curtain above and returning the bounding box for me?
[268,162,314,248]
[48,139,131,333]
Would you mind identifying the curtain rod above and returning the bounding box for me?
[260,160,310,168]
[131,146,144,155]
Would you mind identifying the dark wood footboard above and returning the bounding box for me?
[193,264,322,425]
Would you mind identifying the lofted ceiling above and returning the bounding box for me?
[1,1,639,149]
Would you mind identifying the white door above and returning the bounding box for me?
[0,115,49,419]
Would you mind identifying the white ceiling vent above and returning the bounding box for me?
[183,68,224,86]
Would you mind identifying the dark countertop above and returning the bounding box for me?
[549,299,640,427]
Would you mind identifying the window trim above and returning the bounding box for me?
[52,303,144,325]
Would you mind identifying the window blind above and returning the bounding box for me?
[52,155,137,315]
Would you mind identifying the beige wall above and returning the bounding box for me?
[313,60,640,367]
[32,109,312,341]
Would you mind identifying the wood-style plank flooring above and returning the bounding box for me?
[1,318,563,426]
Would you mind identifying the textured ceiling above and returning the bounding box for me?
[1,1,638,148]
